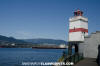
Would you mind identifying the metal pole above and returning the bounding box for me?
[68,42,72,56]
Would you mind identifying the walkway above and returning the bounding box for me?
[75,58,98,66]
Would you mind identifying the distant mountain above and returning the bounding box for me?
[0,35,67,45]
[0,35,27,44]
[23,38,67,45]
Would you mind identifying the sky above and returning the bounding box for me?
[0,0,100,41]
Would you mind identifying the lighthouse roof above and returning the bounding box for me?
[69,16,88,22]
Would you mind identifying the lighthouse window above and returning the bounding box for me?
[82,32,85,34]
[74,27,75,30]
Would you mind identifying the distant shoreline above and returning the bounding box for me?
[0,46,67,49]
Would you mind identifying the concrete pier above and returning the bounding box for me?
[75,58,98,66]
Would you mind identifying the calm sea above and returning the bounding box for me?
[0,48,68,66]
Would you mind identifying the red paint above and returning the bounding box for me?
[69,28,88,33]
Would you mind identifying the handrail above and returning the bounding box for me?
[57,52,84,66]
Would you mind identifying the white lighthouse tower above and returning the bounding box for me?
[68,10,88,42]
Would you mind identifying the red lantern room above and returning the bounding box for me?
[74,10,83,16]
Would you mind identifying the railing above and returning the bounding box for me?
[58,52,84,66]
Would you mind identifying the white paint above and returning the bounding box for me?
[81,21,88,29]
[69,20,81,29]
[69,20,88,29]
[68,32,84,42]
[69,16,88,22]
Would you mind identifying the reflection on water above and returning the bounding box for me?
[0,48,66,66]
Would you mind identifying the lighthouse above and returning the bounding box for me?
[67,10,88,55]
[68,10,88,42]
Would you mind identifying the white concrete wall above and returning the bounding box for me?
[79,31,100,58]
[69,20,88,29]
[69,32,84,41]
[69,20,81,29]
[69,16,88,22]
[81,21,88,29]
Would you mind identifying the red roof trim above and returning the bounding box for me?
[69,28,88,33]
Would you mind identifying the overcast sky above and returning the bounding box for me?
[0,0,100,41]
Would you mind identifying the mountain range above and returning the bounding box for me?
[23,38,67,45]
[0,35,27,44]
[0,35,67,45]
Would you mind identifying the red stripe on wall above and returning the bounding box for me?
[69,28,88,33]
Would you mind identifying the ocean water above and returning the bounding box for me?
[0,48,67,66]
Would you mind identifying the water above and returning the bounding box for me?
[0,48,66,66]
